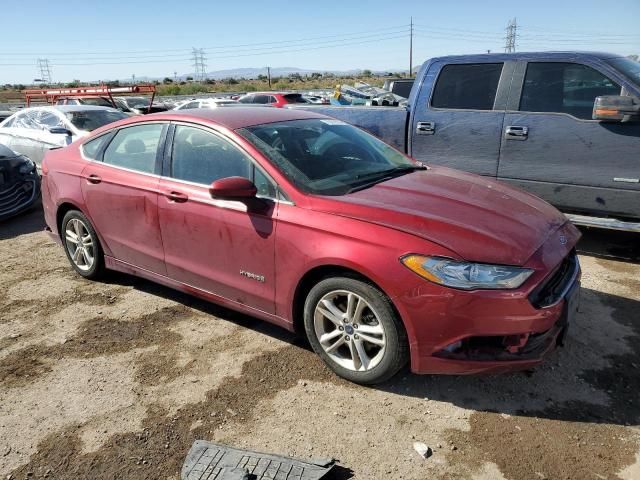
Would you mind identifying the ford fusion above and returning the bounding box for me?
[41,108,580,384]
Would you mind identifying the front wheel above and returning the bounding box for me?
[304,276,408,384]
[61,210,105,280]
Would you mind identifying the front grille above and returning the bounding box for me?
[529,250,578,308]
[0,180,37,217]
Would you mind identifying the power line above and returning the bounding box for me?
[505,18,517,53]
[0,32,410,67]
[0,24,410,57]
[191,48,207,81]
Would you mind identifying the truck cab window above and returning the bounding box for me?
[431,63,503,110]
[519,62,620,120]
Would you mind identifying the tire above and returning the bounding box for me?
[61,210,105,280]
[304,276,408,384]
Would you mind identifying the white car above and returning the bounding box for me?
[172,98,238,110]
[0,106,127,166]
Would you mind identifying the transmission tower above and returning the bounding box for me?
[504,18,517,53]
[191,48,207,81]
[37,58,52,83]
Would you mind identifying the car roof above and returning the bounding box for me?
[19,105,120,113]
[431,51,622,63]
[121,106,328,130]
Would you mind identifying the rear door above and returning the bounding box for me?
[498,60,640,219]
[410,61,511,176]
[81,123,167,274]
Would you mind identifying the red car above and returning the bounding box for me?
[237,92,309,108]
[41,108,581,384]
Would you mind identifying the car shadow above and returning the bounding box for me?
[0,205,45,240]
[107,265,639,428]
[576,225,640,264]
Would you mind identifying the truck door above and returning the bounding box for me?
[498,61,640,220]
[409,61,510,176]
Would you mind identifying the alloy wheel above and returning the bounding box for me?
[313,290,386,371]
[64,218,95,272]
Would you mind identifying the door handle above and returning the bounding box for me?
[86,174,102,184]
[416,121,435,135]
[505,125,529,140]
[164,191,188,203]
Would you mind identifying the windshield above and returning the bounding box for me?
[65,110,128,132]
[238,119,417,195]
[606,57,640,86]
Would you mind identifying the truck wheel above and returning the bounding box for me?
[304,276,408,384]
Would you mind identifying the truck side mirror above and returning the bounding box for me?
[593,95,639,122]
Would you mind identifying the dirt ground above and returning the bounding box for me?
[1,208,639,480]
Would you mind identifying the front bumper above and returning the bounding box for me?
[396,222,581,375]
[0,175,41,221]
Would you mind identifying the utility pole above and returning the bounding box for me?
[267,66,271,89]
[174,71,177,82]
[409,16,413,77]
[504,18,517,53]
[37,58,52,84]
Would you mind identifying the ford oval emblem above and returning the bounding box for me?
[559,235,567,245]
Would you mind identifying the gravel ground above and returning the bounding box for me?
[1,208,639,480]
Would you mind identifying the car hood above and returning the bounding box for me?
[310,166,570,266]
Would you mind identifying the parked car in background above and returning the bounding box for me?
[117,96,172,114]
[173,98,239,110]
[42,107,580,384]
[296,52,640,232]
[238,92,310,107]
[0,106,127,166]
[0,144,41,221]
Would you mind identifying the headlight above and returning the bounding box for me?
[18,158,36,174]
[401,255,533,290]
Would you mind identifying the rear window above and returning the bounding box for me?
[431,63,503,110]
[283,94,309,104]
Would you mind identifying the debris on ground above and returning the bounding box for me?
[181,440,335,480]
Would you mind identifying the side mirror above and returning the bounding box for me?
[49,127,72,135]
[593,95,640,122]
[209,176,257,199]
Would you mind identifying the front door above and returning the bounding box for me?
[410,61,509,177]
[81,123,167,274]
[498,61,640,219]
[158,124,277,314]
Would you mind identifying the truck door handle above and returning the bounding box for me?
[164,191,188,203]
[505,125,529,140]
[86,174,102,184]
[416,121,435,135]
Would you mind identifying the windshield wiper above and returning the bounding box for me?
[347,164,427,193]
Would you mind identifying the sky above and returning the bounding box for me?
[1,0,639,84]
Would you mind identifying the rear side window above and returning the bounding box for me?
[431,63,503,110]
[102,124,163,173]
[283,94,309,104]
[519,62,621,120]
[82,133,112,160]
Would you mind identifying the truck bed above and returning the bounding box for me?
[288,105,409,151]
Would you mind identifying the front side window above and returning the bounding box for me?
[102,123,163,173]
[431,63,503,110]
[253,95,270,104]
[519,62,621,119]
[171,125,252,185]
[37,111,65,129]
[238,96,254,104]
[238,119,416,196]
[181,101,200,110]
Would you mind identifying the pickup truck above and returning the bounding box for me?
[296,52,640,231]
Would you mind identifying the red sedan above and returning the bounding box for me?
[41,108,580,384]
[237,92,309,108]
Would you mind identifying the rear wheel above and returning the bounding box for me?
[61,210,104,279]
[304,276,408,384]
